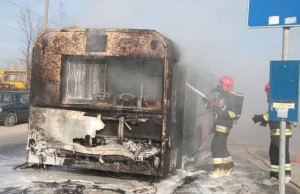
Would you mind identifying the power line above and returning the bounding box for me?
[5,0,58,25]
[37,0,72,19]
[43,0,49,30]
[0,22,22,32]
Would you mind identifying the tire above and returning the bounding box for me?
[4,112,17,127]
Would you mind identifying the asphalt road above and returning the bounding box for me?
[0,123,28,146]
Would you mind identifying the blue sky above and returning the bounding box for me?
[0,0,77,64]
[1,0,300,73]
[1,0,300,145]
[1,0,300,107]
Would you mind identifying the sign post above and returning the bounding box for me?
[268,60,299,193]
[280,27,289,194]
[248,1,300,193]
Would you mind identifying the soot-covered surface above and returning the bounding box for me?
[1,141,300,194]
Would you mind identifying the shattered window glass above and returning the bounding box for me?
[61,56,163,109]
[107,59,163,109]
[62,57,107,104]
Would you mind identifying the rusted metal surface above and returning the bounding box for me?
[31,28,171,106]
[28,27,216,177]
[28,27,185,176]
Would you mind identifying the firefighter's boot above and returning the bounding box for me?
[223,168,233,176]
[285,176,291,184]
[262,177,278,186]
[209,168,225,178]
[263,176,291,186]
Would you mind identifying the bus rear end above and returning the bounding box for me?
[27,28,183,176]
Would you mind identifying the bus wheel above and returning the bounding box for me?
[4,112,17,127]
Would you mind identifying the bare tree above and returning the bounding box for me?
[16,1,68,90]
[3,58,22,69]
[17,7,41,89]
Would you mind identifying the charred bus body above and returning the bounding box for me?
[183,68,215,156]
[27,28,186,176]
[27,27,214,176]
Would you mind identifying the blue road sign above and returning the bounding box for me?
[248,0,300,28]
[268,61,300,122]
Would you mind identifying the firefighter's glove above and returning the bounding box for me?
[252,114,262,124]
[293,122,298,128]
[202,97,211,109]
[260,120,268,127]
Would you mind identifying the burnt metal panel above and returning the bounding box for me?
[86,29,107,52]
[30,28,169,108]
[29,27,182,176]
[175,64,186,169]
[69,160,162,176]
[97,119,162,141]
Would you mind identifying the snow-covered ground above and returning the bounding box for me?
[1,124,300,194]
[0,139,156,193]
[157,149,300,194]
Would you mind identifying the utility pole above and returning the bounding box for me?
[43,0,49,30]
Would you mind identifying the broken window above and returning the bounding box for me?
[107,59,163,109]
[61,56,107,104]
[61,56,163,109]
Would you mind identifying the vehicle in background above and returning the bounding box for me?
[0,69,27,91]
[0,83,19,91]
[0,91,29,127]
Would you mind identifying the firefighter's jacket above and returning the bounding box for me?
[261,113,294,136]
[205,91,239,133]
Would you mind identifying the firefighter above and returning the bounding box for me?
[252,82,294,186]
[203,76,241,177]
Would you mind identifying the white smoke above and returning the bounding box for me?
[70,0,300,153]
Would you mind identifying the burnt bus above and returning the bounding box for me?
[27,27,187,176]
[27,27,215,176]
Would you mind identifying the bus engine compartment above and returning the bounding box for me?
[28,107,163,175]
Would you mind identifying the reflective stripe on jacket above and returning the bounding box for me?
[262,113,293,136]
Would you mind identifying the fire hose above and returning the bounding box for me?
[184,83,300,190]
[183,128,214,162]
[229,144,300,190]
[185,83,220,108]
[183,83,221,161]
